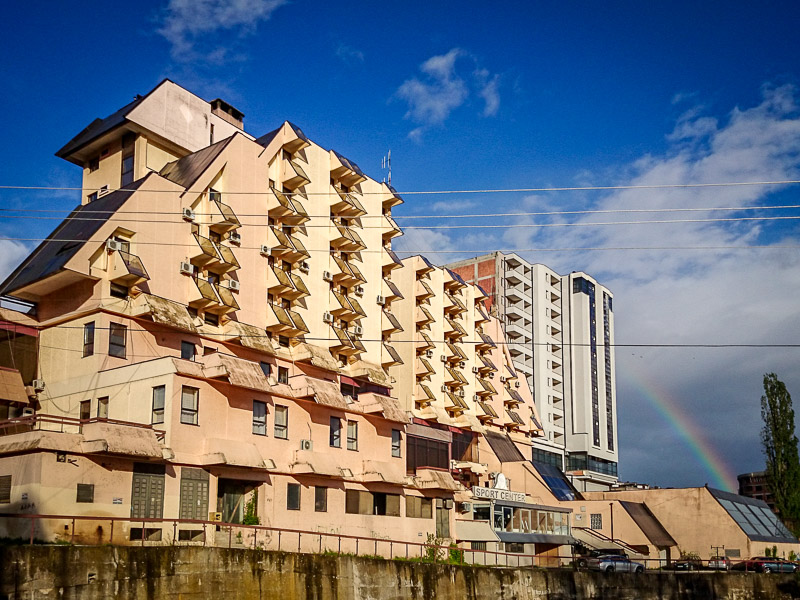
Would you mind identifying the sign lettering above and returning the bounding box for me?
[471,486,526,503]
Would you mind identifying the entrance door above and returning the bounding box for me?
[130,463,166,519]
[217,479,246,524]
[435,499,450,538]
[179,468,210,520]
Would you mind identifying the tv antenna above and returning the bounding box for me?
[381,150,392,185]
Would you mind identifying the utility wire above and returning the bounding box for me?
[1,178,799,196]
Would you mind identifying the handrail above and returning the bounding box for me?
[0,414,166,441]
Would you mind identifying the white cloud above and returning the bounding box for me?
[157,0,286,62]
[336,43,365,64]
[393,228,457,260]
[429,199,478,213]
[518,84,800,488]
[395,49,501,139]
[0,240,32,282]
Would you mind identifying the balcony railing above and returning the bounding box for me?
[332,256,366,286]
[209,198,241,233]
[269,188,310,225]
[110,251,150,286]
[283,158,311,189]
[382,247,403,272]
[331,223,367,251]
[266,304,309,335]
[331,291,366,319]
[381,343,403,367]
[331,187,367,217]
[271,228,310,262]
[381,310,403,334]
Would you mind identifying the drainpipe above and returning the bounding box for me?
[609,502,614,543]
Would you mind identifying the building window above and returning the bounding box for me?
[274,405,288,439]
[181,341,195,361]
[315,486,327,512]
[287,483,300,510]
[180,386,199,425]
[590,513,602,530]
[79,399,91,421]
[108,323,127,358]
[0,475,11,503]
[88,156,100,172]
[277,366,289,384]
[391,429,402,458]
[121,133,135,187]
[204,312,219,326]
[151,386,165,424]
[330,416,342,448]
[83,322,95,357]
[76,483,95,503]
[278,335,290,348]
[347,421,358,451]
[470,541,486,551]
[259,362,271,377]
[110,282,129,299]
[97,397,109,419]
[405,496,433,519]
[87,192,98,203]
[253,401,267,436]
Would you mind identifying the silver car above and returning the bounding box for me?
[586,554,645,573]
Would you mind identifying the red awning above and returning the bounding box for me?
[339,375,360,387]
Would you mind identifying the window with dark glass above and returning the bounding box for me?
[590,514,602,530]
[151,386,165,424]
[180,386,199,425]
[405,496,433,519]
[406,436,449,473]
[0,475,11,503]
[76,483,95,503]
[274,405,288,439]
[287,483,300,510]
[260,362,271,377]
[181,341,195,361]
[110,282,129,299]
[347,420,358,451]
[108,323,127,358]
[330,416,342,448]
[391,429,402,458]
[79,400,91,421]
[253,401,267,436]
[203,312,219,326]
[314,486,327,512]
[121,133,135,186]
[83,322,95,357]
[277,366,289,384]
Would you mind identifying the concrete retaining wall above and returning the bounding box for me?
[2,546,800,600]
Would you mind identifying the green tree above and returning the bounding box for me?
[760,373,800,534]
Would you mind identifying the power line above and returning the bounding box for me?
[1,178,799,196]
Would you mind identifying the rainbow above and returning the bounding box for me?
[625,364,737,492]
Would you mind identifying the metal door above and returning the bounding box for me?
[130,464,165,519]
[217,479,245,524]
[179,468,209,520]
[435,501,450,538]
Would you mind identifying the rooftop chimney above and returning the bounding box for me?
[210,98,244,130]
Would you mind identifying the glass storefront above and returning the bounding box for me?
[475,503,570,536]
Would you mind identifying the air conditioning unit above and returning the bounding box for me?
[32,379,45,392]
[322,270,334,282]
[182,207,196,221]
[227,280,240,291]
[105,239,123,252]
[323,312,334,324]
[500,376,507,383]
[459,361,466,369]
[515,381,521,388]
[355,285,365,296]
[376,295,386,306]
[461,502,472,513]
[440,385,448,392]
[472,366,479,374]
[425,350,434,358]
[352,325,363,336]
[299,261,310,273]
[179,261,195,276]
[229,231,241,245]
[457,390,465,397]
[300,439,313,451]
[440,355,447,362]
[443,499,454,510]
[474,395,481,401]
[21,407,34,417]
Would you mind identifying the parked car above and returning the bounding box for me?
[574,548,627,569]
[708,556,732,571]
[731,557,798,573]
[585,554,645,573]
[666,559,704,571]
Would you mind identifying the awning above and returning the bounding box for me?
[346,360,391,386]
[203,353,269,391]
[291,449,345,477]
[619,501,677,548]
[452,460,488,475]
[201,438,267,468]
[81,423,163,458]
[358,460,405,484]
[0,368,29,404]
[406,423,452,442]
[130,293,197,333]
[411,468,461,491]
[224,321,276,356]
[484,431,526,463]
[357,393,407,423]
[455,519,499,543]
[292,375,349,409]
[291,343,339,372]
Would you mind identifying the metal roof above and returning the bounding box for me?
[484,431,525,463]
[619,501,677,548]
[159,135,235,189]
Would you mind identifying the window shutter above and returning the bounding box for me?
[0,475,11,503]
[76,483,95,503]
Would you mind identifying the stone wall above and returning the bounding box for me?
[2,546,800,600]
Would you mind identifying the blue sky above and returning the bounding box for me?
[2,0,800,490]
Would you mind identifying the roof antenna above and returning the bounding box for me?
[381,150,391,185]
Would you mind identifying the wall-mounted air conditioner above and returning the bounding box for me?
[440,385,448,392]
[440,355,447,363]
[260,245,272,256]
[457,390,465,397]
[425,349,434,358]
[299,261,310,273]
[352,325,363,336]
[515,381,521,388]
[182,208,196,221]
[229,231,241,245]
[474,395,481,402]
[32,379,45,392]
[459,361,466,369]
[227,280,240,291]
[179,262,195,276]
[376,295,386,305]
[105,239,123,252]
[472,366,479,374]
[22,407,35,417]
[500,376,507,383]
[355,285,365,296]
[323,312,334,324]
[322,271,333,282]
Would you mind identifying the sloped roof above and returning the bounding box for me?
[0,177,148,297]
[619,501,677,548]
[159,135,235,189]
[709,487,798,543]
[484,431,525,463]
[55,96,146,160]
[331,149,366,178]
